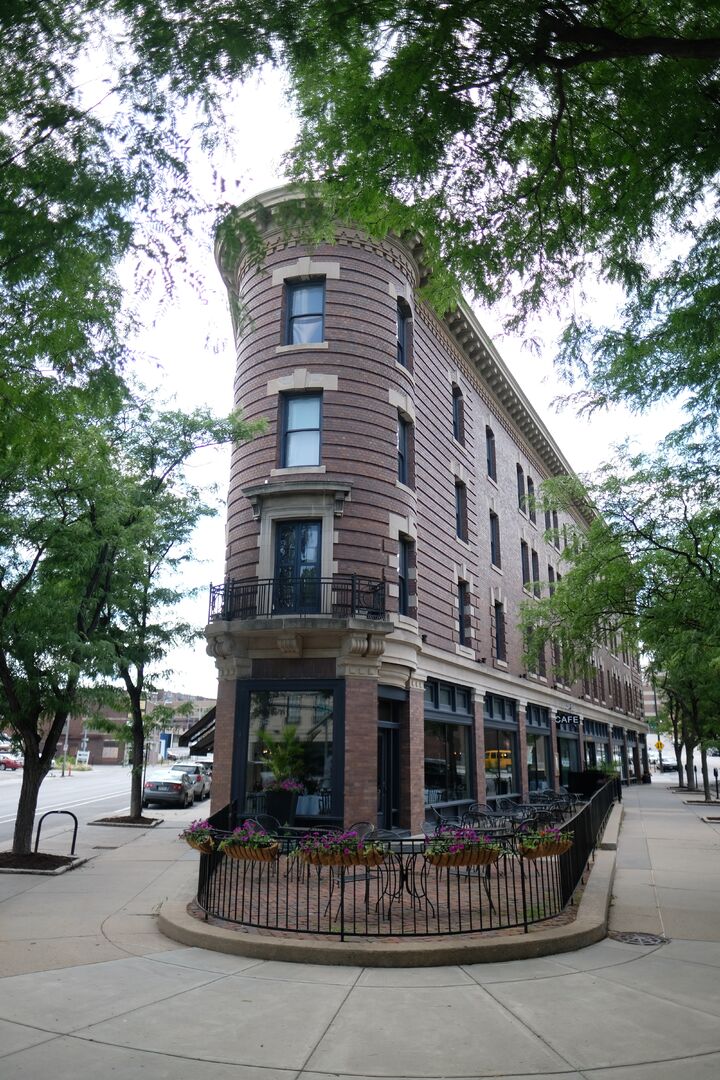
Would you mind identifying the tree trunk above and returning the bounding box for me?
[673,738,684,786]
[129,709,145,819]
[12,751,48,854]
[670,711,684,786]
[700,746,712,802]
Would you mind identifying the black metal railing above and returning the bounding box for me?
[208,575,386,622]
[195,781,619,941]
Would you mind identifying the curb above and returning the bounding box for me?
[88,818,164,828]
[158,845,616,967]
[598,802,624,850]
[0,855,90,877]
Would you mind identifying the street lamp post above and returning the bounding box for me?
[60,720,70,777]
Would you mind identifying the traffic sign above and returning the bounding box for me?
[655,741,664,751]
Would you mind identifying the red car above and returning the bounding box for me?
[0,755,22,770]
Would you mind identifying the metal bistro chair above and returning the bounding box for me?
[327,821,380,920]
[253,813,281,834]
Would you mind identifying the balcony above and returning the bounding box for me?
[208,575,386,623]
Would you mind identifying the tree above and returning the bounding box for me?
[523,437,720,799]
[264,2,720,428]
[0,388,261,852]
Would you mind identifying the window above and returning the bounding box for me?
[455,481,468,542]
[396,299,410,366]
[285,280,325,344]
[489,511,501,568]
[424,720,472,804]
[397,414,409,485]
[484,727,517,799]
[493,600,506,661]
[486,426,497,480]
[527,732,551,791]
[516,464,526,512]
[552,510,559,546]
[274,520,321,613]
[246,688,335,818]
[537,642,546,677]
[457,581,469,646]
[452,385,465,444]
[527,477,536,523]
[531,548,541,597]
[548,565,555,594]
[521,540,531,588]
[545,507,552,532]
[424,681,473,804]
[398,537,412,616]
[281,393,321,467]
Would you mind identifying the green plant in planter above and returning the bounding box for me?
[256,725,306,784]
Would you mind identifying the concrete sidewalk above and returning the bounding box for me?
[1,784,719,1079]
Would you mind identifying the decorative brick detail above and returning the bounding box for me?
[516,703,529,801]
[471,694,487,805]
[400,688,426,832]
[343,677,378,825]
[209,679,238,814]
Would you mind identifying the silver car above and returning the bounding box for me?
[167,762,211,800]
[143,768,195,808]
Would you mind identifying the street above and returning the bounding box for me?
[0,766,180,851]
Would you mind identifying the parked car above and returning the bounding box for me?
[168,761,211,800]
[143,769,195,808]
[0,754,22,770]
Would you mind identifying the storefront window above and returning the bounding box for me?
[423,720,472,804]
[584,741,597,768]
[246,689,334,817]
[484,728,517,798]
[527,733,551,790]
[558,736,580,786]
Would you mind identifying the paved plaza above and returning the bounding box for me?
[0,783,719,1079]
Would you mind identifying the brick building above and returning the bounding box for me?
[206,186,647,831]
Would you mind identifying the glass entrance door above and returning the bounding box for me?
[377,726,399,829]
[273,521,321,613]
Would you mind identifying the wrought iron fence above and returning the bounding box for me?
[208,575,386,622]
[194,781,619,941]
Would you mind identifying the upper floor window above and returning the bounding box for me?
[281,393,322,468]
[531,548,541,597]
[521,540,531,588]
[545,507,552,532]
[490,510,501,568]
[286,280,325,345]
[486,426,497,481]
[493,601,506,662]
[397,414,412,486]
[455,481,468,542]
[398,537,413,616]
[527,477,536,523]
[452,385,465,444]
[396,299,411,367]
[516,463,526,512]
[457,580,469,646]
[548,565,555,595]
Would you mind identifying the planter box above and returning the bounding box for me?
[264,789,299,825]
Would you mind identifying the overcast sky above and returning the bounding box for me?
[130,70,682,699]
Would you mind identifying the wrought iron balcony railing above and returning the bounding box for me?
[209,575,386,622]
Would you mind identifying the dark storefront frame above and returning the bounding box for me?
[233,679,345,823]
[423,680,474,810]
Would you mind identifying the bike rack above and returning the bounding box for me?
[34,810,79,856]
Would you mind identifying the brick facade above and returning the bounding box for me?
[206,186,648,830]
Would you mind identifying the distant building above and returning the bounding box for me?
[56,692,216,766]
[206,187,647,830]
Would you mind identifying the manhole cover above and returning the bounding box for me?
[609,931,669,946]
